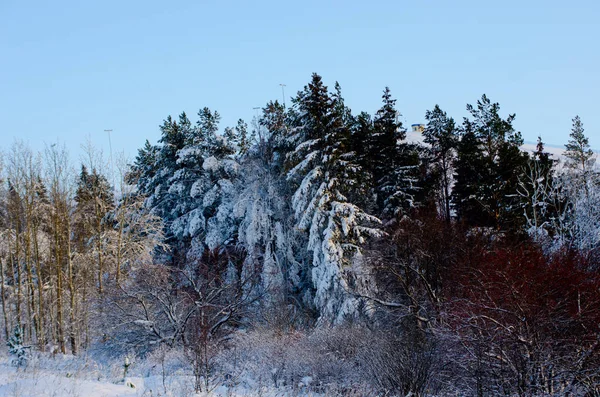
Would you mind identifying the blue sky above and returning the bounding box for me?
[1,0,598,163]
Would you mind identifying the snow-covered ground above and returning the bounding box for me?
[0,353,341,397]
[0,363,257,397]
[0,361,139,397]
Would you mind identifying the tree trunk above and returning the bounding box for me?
[0,258,10,340]
[9,238,22,330]
[32,222,45,351]
[54,213,65,354]
[67,221,77,355]
[24,226,35,342]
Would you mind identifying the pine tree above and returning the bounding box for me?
[564,115,597,201]
[560,116,599,257]
[259,100,289,174]
[197,108,229,157]
[497,132,529,232]
[178,112,193,146]
[159,116,186,169]
[452,124,489,226]
[224,119,251,156]
[565,116,595,174]
[453,95,528,230]
[423,105,458,222]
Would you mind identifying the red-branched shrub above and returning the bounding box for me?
[444,243,600,395]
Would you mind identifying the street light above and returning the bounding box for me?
[279,84,286,108]
[104,129,115,190]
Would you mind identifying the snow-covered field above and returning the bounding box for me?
[0,353,340,397]
[0,358,139,397]
[0,364,269,397]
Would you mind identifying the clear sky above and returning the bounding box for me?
[1,0,598,163]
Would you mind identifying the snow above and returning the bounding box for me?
[202,156,219,172]
[176,147,203,164]
[187,208,205,237]
[0,356,347,397]
[0,362,138,397]
[287,151,319,181]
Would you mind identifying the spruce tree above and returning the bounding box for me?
[391,142,424,216]
[139,116,187,234]
[74,166,113,209]
[349,111,375,210]
[350,111,374,175]
[128,140,158,187]
[533,136,553,169]
[370,87,418,219]
[371,87,404,213]
[7,325,29,367]
[286,74,380,322]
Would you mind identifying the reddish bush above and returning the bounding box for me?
[444,244,600,395]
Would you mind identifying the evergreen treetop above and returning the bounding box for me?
[565,115,595,172]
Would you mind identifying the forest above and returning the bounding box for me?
[0,73,599,396]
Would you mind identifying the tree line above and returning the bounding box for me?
[0,73,598,395]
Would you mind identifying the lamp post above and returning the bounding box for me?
[279,84,286,108]
[104,129,115,190]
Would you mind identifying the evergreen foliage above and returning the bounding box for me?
[286,74,381,322]
[1,74,599,396]
[7,325,29,367]
[453,95,528,230]
[565,115,595,173]
[423,105,458,221]
[371,87,407,217]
